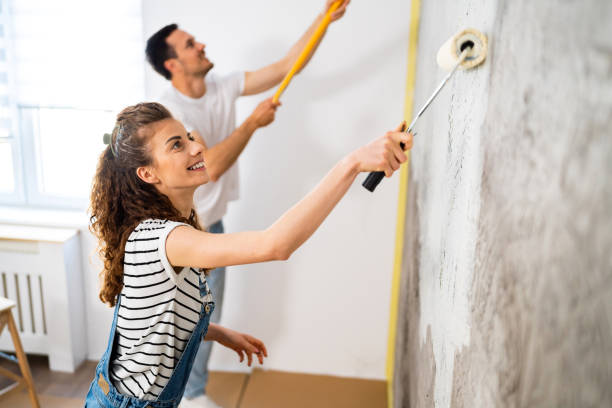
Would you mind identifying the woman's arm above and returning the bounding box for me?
[166,124,412,269]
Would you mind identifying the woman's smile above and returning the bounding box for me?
[187,160,206,171]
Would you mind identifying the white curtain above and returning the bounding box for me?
[0,0,145,206]
[10,0,145,110]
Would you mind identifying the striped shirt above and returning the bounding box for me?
[109,219,212,400]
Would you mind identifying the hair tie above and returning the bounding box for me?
[103,124,124,159]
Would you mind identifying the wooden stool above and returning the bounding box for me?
[0,297,40,407]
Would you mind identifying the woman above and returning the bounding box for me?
[85,102,411,407]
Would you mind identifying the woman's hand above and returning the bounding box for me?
[209,325,268,366]
[349,122,413,177]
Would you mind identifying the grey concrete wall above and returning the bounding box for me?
[394,1,612,407]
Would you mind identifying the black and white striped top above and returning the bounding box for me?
[109,219,212,400]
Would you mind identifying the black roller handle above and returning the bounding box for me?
[361,47,471,193]
[362,142,406,192]
[363,120,408,192]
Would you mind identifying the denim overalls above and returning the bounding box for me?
[84,281,215,408]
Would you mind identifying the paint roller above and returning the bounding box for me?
[272,0,344,103]
[362,28,488,192]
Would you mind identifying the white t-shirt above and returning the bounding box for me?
[110,219,212,401]
[158,72,245,228]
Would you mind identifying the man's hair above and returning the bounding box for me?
[145,23,179,80]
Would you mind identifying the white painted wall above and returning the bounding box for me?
[396,1,612,406]
[141,0,410,379]
[411,3,494,405]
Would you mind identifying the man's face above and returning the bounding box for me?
[165,29,214,78]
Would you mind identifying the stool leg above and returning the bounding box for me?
[7,311,40,408]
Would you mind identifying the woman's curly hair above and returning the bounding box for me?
[90,102,200,306]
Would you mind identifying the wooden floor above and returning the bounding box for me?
[0,355,387,408]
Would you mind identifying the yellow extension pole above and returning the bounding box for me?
[385,1,421,407]
[272,0,343,103]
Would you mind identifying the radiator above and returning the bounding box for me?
[0,225,86,373]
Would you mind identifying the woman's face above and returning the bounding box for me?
[139,118,209,192]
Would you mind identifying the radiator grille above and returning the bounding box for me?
[0,270,47,336]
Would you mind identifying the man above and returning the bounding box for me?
[145,1,349,406]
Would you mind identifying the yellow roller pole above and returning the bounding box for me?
[272,0,343,103]
[385,0,420,407]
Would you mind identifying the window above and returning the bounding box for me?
[1,0,145,209]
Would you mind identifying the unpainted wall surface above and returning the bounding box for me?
[394,0,612,407]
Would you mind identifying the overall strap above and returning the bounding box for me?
[100,295,122,372]
[156,300,214,402]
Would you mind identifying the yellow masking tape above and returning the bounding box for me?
[272,0,343,103]
[385,0,421,407]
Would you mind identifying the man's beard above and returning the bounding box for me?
[197,61,214,77]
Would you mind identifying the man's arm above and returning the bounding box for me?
[203,98,278,181]
[242,0,350,96]
[205,323,267,367]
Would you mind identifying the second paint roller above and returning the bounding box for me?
[362,28,488,192]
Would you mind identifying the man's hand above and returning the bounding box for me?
[249,98,280,128]
[214,327,268,367]
[242,1,351,96]
[325,0,350,22]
